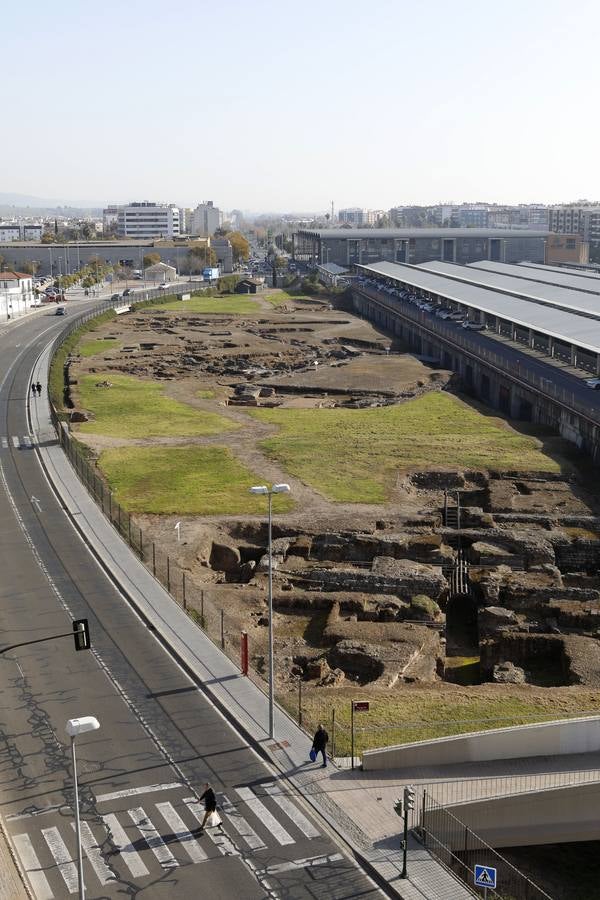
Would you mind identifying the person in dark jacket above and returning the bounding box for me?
[312,724,329,767]
[36,382,42,396]
[198,782,217,830]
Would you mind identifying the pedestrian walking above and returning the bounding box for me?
[312,723,329,768]
[31,383,36,399]
[36,382,42,396]
[197,782,220,831]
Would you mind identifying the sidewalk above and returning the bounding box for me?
[28,337,475,900]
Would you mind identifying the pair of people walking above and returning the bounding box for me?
[30,382,42,398]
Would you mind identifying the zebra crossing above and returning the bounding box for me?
[10,782,326,898]
[1,435,35,450]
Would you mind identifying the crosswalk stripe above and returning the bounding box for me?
[71,822,116,885]
[155,802,208,863]
[220,794,266,850]
[183,797,239,857]
[13,833,54,900]
[263,784,321,838]
[128,807,178,868]
[1,437,7,448]
[235,787,294,846]
[11,436,19,447]
[102,813,149,878]
[41,826,79,893]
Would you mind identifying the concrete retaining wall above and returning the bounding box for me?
[362,715,600,770]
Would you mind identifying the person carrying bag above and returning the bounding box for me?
[311,724,329,768]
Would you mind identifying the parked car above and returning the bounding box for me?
[585,378,600,390]
[55,306,66,316]
[110,293,121,301]
[462,321,486,331]
[122,288,131,296]
[158,282,170,290]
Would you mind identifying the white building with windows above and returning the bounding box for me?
[190,201,222,236]
[0,223,42,242]
[0,271,36,322]
[116,202,180,239]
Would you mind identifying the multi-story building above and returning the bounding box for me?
[0,223,43,242]
[0,271,36,322]
[190,201,222,236]
[338,208,366,227]
[116,203,180,239]
[293,227,548,267]
[549,205,600,244]
[457,205,489,228]
[102,206,119,233]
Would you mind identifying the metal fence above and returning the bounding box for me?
[418,794,553,900]
[47,298,273,699]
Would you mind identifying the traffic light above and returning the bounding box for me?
[404,785,415,812]
[73,619,91,652]
[393,798,403,817]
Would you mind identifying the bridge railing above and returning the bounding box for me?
[418,793,553,900]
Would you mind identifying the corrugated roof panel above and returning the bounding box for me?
[356,260,600,354]
[468,260,600,295]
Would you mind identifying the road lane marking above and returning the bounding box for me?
[41,826,79,893]
[13,833,54,900]
[12,435,19,447]
[235,787,294,846]
[128,807,178,868]
[96,782,183,803]
[220,794,266,850]
[155,801,208,863]
[71,821,116,885]
[183,797,239,856]
[258,852,344,876]
[102,813,149,878]
[1,437,7,448]
[263,784,320,838]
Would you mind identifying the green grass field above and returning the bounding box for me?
[147,295,260,314]
[251,392,567,502]
[77,338,121,357]
[283,687,600,754]
[98,445,294,515]
[77,373,236,438]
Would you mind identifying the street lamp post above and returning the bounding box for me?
[249,483,291,738]
[66,716,100,900]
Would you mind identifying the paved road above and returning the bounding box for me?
[0,306,384,899]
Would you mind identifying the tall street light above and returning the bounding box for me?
[66,716,100,900]
[249,483,291,738]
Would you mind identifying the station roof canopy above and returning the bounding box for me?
[467,260,600,296]
[356,260,600,355]
[418,259,600,320]
[298,228,549,240]
[522,262,600,280]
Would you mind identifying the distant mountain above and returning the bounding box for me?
[0,192,64,207]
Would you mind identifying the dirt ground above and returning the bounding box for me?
[68,288,600,721]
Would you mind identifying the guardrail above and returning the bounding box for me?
[418,794,553,900]
[354,284,600,429]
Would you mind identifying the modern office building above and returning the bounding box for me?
[293,228,549,267]
[0,223,43,242]
[116,203,180,239]
[190,201,222,236]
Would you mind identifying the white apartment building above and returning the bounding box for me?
[549,205,600,244]
[190,201,222,236]
[0,223,43,242]
[0,271,36,322]
[116,202,181,239]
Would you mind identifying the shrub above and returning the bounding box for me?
[410,595,442,621]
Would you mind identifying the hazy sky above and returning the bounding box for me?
[3,0,599,212]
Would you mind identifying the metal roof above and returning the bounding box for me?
[469,260,600,294]
[418,260,600,320]
[356,260,600,355]
[521,262,600,280]
[297,228,549,240]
